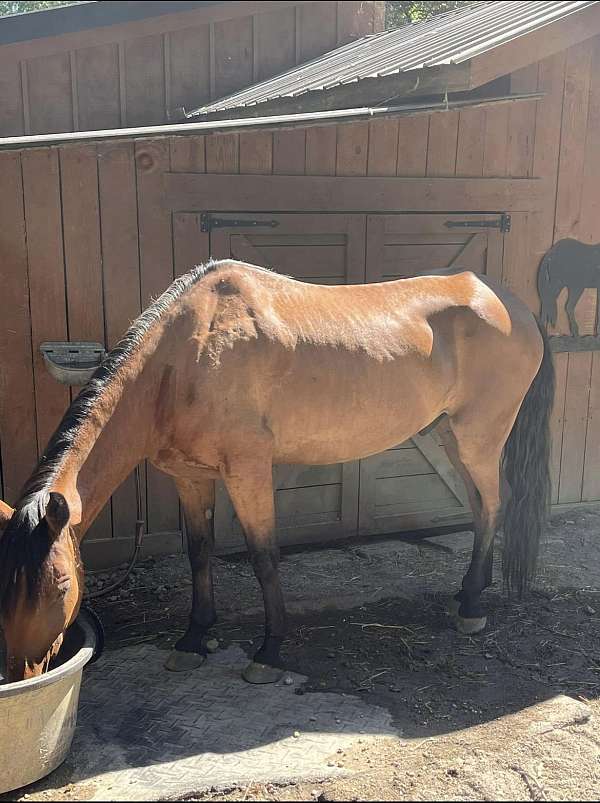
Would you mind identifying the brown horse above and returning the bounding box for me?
[0,260,554,684]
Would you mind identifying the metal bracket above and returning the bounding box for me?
[40,342,105,386]
[445,213,511,233]
[200,213,280,233]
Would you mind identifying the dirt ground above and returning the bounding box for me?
[72,506,600,802]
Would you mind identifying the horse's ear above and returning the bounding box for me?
[0,500,14,530]
[45,492,71,536]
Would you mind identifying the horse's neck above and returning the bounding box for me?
[52,344,167,540]
[73,389,152,537]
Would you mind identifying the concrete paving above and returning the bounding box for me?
[64,644,394,801]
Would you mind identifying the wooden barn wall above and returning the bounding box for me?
[1,33,599,564]
[0,1,383,137]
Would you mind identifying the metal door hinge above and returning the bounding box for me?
[200,213,280,233]
[445,213,511,233]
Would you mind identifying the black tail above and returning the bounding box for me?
[502,320,555,595]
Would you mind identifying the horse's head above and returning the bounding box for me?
[0,492,83,682]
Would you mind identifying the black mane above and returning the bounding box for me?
[0,261,222,614]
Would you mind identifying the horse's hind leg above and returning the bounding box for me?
[165,477,216,672]
[439,418,504,635]
[565,285,584,338]
[223,456,287,685]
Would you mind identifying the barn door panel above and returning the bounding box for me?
[204,213,365,550]
[360,213,508,535]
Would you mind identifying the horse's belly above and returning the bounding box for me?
[269,353,448,464]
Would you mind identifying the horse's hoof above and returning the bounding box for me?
[164,650,206,672]
[242,662,285,685]
[455,615,487,635]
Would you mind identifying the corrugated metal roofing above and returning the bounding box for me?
[188,0,597,116]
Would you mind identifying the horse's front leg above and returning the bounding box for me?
[223,456,287,685]
[165,477,217,672]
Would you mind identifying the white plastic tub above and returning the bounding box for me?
[0,609,102,795]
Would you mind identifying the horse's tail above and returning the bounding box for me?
[538,251,558,329]
[502,319,555,595]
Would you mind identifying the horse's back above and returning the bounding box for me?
[196,260,532,363]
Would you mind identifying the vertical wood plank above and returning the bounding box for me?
[273,129,306,175]
[577,36,600,247]
[306,126,337,175]
[550,353,568,504]
[173,213,210,277]
[255,6,296,81]
[582,353,600,501]
[426,111,459,177]
[124,34,166,127]
[169,135,206,173]
[579,37,600,501]
[0,151,38,502]
[206,134,240,173]
[21,148,70,454]
[76,44,121,131]
[60,143,112,541]
[455,109,485,177]
[396,117,429,176]
[559,353,593,504]
[168,25,211,116]
[240,131,273,174]
[98,141,145,542]
[135,139,180,537]
[336,122,369,176]
[298,1,337,62]
[213,16,253,98]
[562,40,595,337]
[504,70,538,309]
[507,65,539,178]
[336,0,377,43]
[554,40,594,242]
[529,52,567,319]
[0,61,24,136]
[163,166,200,560]
[367,120,399,177]
[482,106,510,177]
[551,41,595,505]
[501,213,537,311]
[60,146,105,343]
[27,53,73,134]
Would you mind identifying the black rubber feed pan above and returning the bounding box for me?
[40,342,106,386]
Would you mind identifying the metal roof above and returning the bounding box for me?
[188,0,597,116]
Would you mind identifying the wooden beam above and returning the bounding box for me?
[164,172,550,214]
[469,3,600,89]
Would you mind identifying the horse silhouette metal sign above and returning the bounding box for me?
[538,238,600,352]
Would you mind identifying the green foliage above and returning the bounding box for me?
[0,1,76,16]
[387,1,477,28]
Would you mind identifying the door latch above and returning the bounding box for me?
[200,214,280,233]
[445,213,511,233]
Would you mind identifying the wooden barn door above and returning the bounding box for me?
[359,213,505,535]
[195,212,365,550]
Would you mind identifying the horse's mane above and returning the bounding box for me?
[0,261,225,614]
